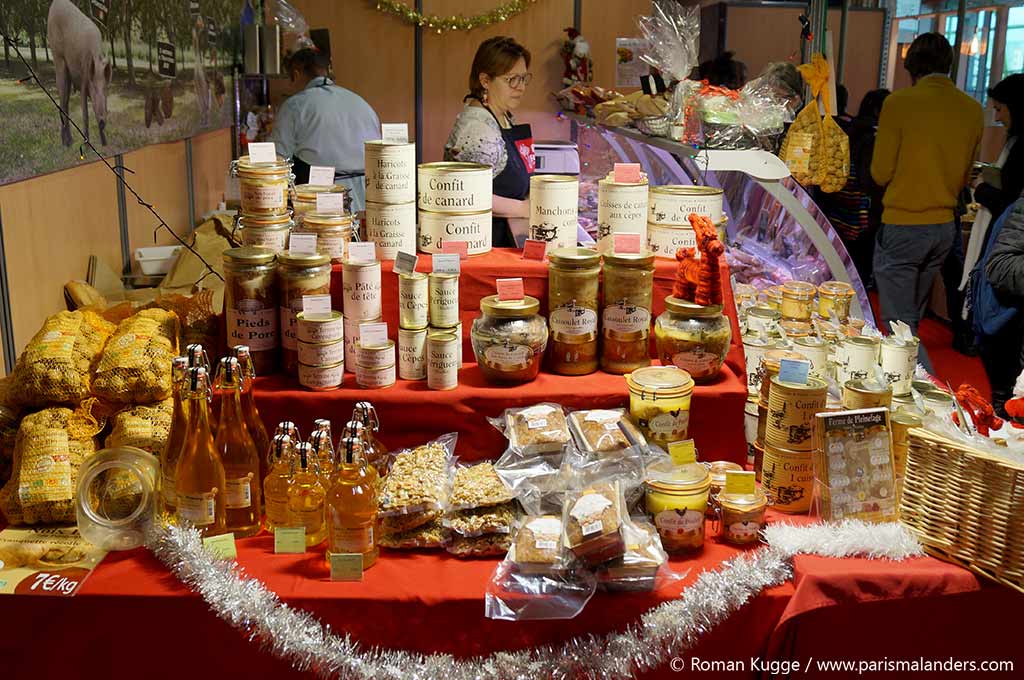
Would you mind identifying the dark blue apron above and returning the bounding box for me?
[487,107,534,248]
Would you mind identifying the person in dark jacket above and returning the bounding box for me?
[974,74,1024,223]
[984,201,1024,416]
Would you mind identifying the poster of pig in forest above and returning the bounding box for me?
[0,0,236,185]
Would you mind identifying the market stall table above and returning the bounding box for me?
[1,512,1019,679]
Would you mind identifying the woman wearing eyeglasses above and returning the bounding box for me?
[444,36,535,247]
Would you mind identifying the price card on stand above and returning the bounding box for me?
[432,253,460,274]
[248,142,276,164]
[289,234,317,255]
[381,123,409,144]
[360,322,389,348]
[202,533,238,561]
[302,295,333,319]
[316,192,345,214]
[668,440,697,466]
[724,470,757,496]
[274,527,306,554]
[497,278,525,301]
[308,165,336,186]
[441,241,469,259]
[521,239,547,261]
[613,162,642,183]
[348,241,377,262]
[394,251,419,275]
[613,232,642,254]
[330,553,364,581]
[778,358,811,385]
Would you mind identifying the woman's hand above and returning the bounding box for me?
[492,195,530,218]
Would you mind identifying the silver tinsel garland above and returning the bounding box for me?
[145,519,922,679]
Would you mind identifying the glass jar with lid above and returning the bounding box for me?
[818,280,855,322]
[626,366,695,447]
[292,211,354,264]
[223,247,279,377]
[746,305,781,336]
[239,212,293,254]
[291,183,351,218]
[471,295,548,385]
[715,488,768,546]
[706,460,744,518]
[601,251,654,374]
[232,155,294,216]
[277,253,332,376]
[644,462,710,553]
[780,281,816,321]
[547,248,601,375]
[760,285,783,311]
[654,297,732,384]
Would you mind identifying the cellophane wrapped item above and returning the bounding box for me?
[698,88,752,150]
[493,403,574,456]
[10,310,115,408]
[594,518,681,592]
[379,519,450,550]
[637,2,700,124]
[377,433,456,536]
[562,479,627,567]
[447,533,513,558]
[92,309,180,404]
[738,76,790,153]
[443,462,518,542]
[0,402,104,525]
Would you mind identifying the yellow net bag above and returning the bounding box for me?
[779,55,838,187]
[92,309,180,405]
[818,113,851,193]
[0,402,104,525]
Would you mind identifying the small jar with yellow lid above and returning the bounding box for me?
[706,461,744,518]
[291,183,351,218]
[239,213,293,254]
[626,366,695,447]
[818,280,855,322]
[232,155,293,215]
[292,211,354,264]
[654,297,732,383]
[746,305,781,335]
[780,281,816,321]
[471,295,548,385]
[547,248,601,375]
[715,489,768,546]
[645,462,710,553]
[760,285,783,311]
[601,251,655,374]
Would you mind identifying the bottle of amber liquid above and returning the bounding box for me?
[214,357,262,538]
[340,420,380,489]
[161,356,190,514]
[326,436,379,569]
[288,442,328,547]
[352,401,390,476]
[231,345,271,483]
[174,367,227,537]
[187,343,218,433]
[310,425,335,486]
[263,433,293,532]
[275,421,302,449]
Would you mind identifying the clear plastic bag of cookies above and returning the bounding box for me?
[492,403,572,456]
[377,433,456,520]
[509,514,569,574]
[447,461,515,512]
[446,532,513,558]
[443,501,517,537]
[568,408,647,455]
[378,518,450,549]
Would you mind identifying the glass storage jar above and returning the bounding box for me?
[291,211,354,264]
[627,366,695,447]
[238,212,293,254]
[645,462,710,553]
[223,247,279,376]
[232,155,293,215]
[715,489,768,546]
[547,247,601,375]
[601,251,655,374]
[277,253,332,376]
[471,295,548,385]
[706,460,744,518]
[760,285,783,311]
[654,297,732,383]
[292,183,351,218]
[780,281,816,321]
[818,280,855,322]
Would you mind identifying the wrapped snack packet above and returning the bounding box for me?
[595,519,678,592]
[377,433,456,529]
[562,480,626,567]
[568,408,646,455]
[447,462,514,511]
[446,533,513,558]
[444,502,517,537]
[493,403,572,456]
[379,519,450,549]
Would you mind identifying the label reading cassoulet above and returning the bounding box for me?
[483,343,531,369]
[177,491,217,526]
[227,306,277,351]
[603,302,651,335]
[550,303,597,339]
[225,476,253,509]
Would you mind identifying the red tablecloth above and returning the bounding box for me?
[2,512,1020,679]
[253,248,749,464]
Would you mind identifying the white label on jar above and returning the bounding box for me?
[648,193,723,225]
[654,508,703,534]
[570,494,612,524]
[418,170,492,212]
[550,303,597,337]
[300,362,345,389]
[242,228,289,254]
[648,410,690,438]
[227,307,278,351]
[318,234,347,261]
[299,340,346,366]
[366,203,417,259]
[729,521,760,540]
[646,225,696,259]
[358,344,396,370]
[241,183,286,211]
[280,307,299,350]
[427,345,459,389]
[177,491,217,526]
[357,364,396,389]
[399,332,427,380]
[483,343,531,369]
[225,476,253,509]
[597,182,647,253]
[366,145,416,203]
[602,302,651,334]
[429,277,460,327]
[417,211,492,255]
[343,264,383,321]
[399,278,429,328]
[671,349,719,375]
[298,317,344,344]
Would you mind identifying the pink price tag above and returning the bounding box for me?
[440,241,469,259]
[496,278,525,301]
[521,239,547,261]
[613,232,642,254]
[613,163,642,183]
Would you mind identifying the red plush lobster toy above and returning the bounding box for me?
[672,213,724,306]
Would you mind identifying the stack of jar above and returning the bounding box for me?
[278,253,333,377]
[364,140,417,260]
[341,255,387,385]
[761,371,828,514]
[232,154,295,255]
[528,175,579,253]
[596,173,648,253]
[397,271,429,381]
[417,162,492,255]
[291,209,355,265]
[751,348,810,481]
[427,271,461,390]
[223,247,280,376]
[356,335,396,389]
[645,186,724,259]
[295,310,345,391]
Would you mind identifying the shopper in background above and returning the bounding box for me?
[982,200,1024,416]
[445,36,535,248]
[695,51,748,90]
[835,84,853,128]
[870,33,984,371]
[759,62,804,125]
[818,89,891,287]
[271,48,381,212]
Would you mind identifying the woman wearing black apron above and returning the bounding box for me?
[444,37,535,248]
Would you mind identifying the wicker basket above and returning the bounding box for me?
[899,428,1024,594]
[633,116,671,138]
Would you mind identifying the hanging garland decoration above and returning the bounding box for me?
[373,0,540,34]
[145,518,923,679]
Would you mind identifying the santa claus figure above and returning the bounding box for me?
[561,28,593,86]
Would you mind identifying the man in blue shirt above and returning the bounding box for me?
[271,48,380,212]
